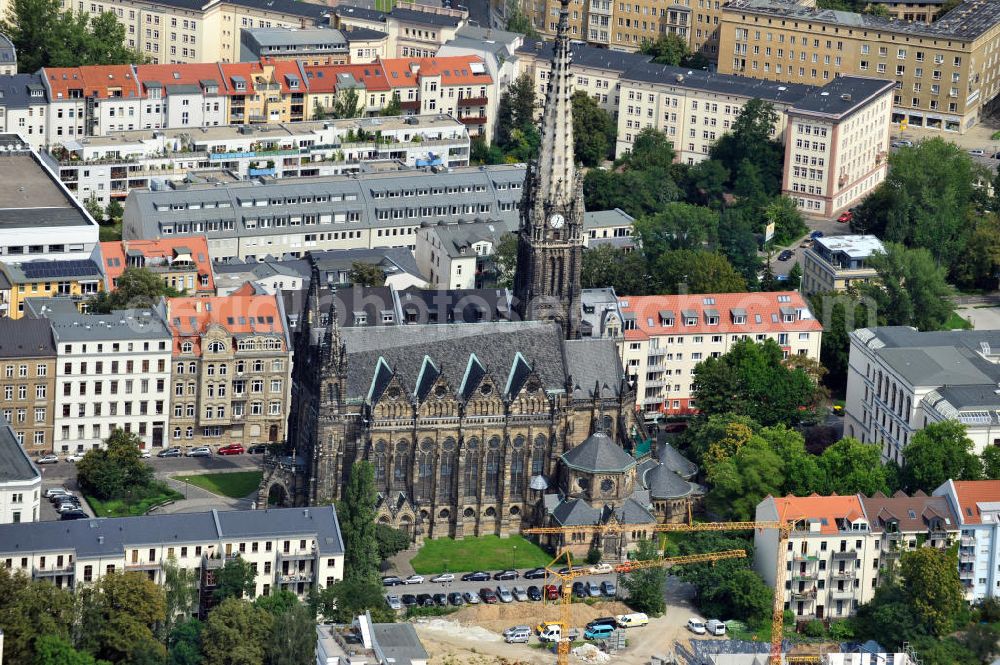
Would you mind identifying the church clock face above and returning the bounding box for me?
[548,213,565,229]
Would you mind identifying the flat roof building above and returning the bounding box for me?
[801,235,885,295]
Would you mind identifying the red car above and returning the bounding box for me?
[543,584,560,600]
[217,443,245,456]
[837,210,853,223]
[479,587,498,604]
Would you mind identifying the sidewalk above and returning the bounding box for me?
[154,476,255,514]
[385,546,420,576]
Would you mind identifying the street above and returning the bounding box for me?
[768,214,850,279]
[383,567,624,603]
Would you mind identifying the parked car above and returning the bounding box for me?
[217,443,245,456]
[36,454,59,464]
[140,450,151,458]
[706,619,726,636]
[543,584,560,600]
[587,617,618,631]
[589,563,613,575]
[382,576,403,586]
[504,626,532,644]
[527,585,542,601]
[55,496,81,507]
[493,569,518,580]
[969,148,986,156]
[60,510,88,520]
[447,592,464,606]
[185,446,212,457]
[523,567,547,580]
[837,210,854,223]
[617,613,649,628]
[64,453,84,463]
[403,574,425,585]
[400,594,417,608]
[385,594,403,611]
[462,591,480,605]
[512,586,528,602]
[157,447,182,458]
[503,625,531,639]
[600,581,616,597]
[496,586,514,603]
[537,621,561,635]
[479,588,498,604]
[572,582,587,599]
[891,139,913,148]
[584,625,615,641]
[45,488,72,499]
[777,249,794,261]
[462,571,490,582]
[686,618,707,635]
[586,581,601,597]
[433,593,448,606]
[415,594,434,607]
[56,502,82,514]
[431,573,454,583]
[247,444,268,454]
[810,230,824,240]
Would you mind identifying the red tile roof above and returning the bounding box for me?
[950,480,1000,525]
[135,63,227,94]
[99,237,215,295]
[166,293,285,356]
[380,55,491,88]
[618,291,823,342]
[770,494,867,534]
[44,65,142,100]
[303,62,390,93]
[218,62,261,94]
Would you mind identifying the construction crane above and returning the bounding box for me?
[526,520,794,665]
[538,549,748,665]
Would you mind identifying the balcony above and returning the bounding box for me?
[457,96,488,107]
[830,569,856,580]
[278,548,316,564]
[829,587,856,599]
[459,116,487,126]
[645,380,666,388]
[791,571,818,582]
[400,100,421,111]
[790,589,816,600]
[33,564,75,577]
[278,571,315,584]
[642,396,663,406]
[961,535,976,547]
[959,550,976,563]
[124,560,161,571]
[831,550,858,560]
[792,554,819,563]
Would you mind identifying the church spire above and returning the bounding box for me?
[535,0,576,209]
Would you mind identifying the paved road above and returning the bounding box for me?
[768,214,850,279]
[383,567,623,603]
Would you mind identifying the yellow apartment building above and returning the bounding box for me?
[0,259,104,319]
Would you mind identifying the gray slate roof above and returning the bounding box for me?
[0,318,56,358]
[565,339,624,398]
[790,77,895,118]
[561,432,636,473]
[622,61,816,104]
[0,417,39,484]
[641,461,694,500]
[657,443,697,480]
[517,40,651,73]
[0,33,15,67]
[0,505,344,557]
[43,308,172,343]
[0,74,47,109]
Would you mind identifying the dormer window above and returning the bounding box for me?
[704,309,720,325]
[181,341,193,353]
[353,311,367,326]
[658,310,674,327]
[682,310,698,326]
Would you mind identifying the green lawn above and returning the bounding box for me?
[410,535,552,574]
[944,311,973,330]
[172,471,263,499]
[87,483,183,518]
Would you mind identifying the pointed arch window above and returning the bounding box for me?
[439,437,457,501]
[393,440,410,488]
[373,440,388,489]
[464,437,479,499]
[531,434,548,476]
[485,436,502,498]
[417,439,434,502]
[510,435,526,498]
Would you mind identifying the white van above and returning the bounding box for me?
[539,625,562,643]
[616,613,649,628]
[686,618,706,635]
[706,620,726,636]
[505,627,532,644]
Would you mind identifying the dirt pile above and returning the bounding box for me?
[451,601,633,634]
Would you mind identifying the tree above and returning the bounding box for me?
[470,136,504,165]
[654,249,746,294]
[635,202,719,257]
[717,207,763,286]
[620,539,666,616]
[315,578,396,624]
[331,88,363,120]
[786,262,802,291]
[34,635,105,665]
[381,92,402,117]
[705,437,785,520]
[819,437,894,496]
[899,547,965,637]
[580,246,651,295]
[495,72,536,156]
[161,555,199,641]
[348,262,385,287]
[901,421,982,492]
[584,128,682,218]
[951,213,1000,291]
[340,460,381,584]
[764,196,807,246]
[265,601,315,665]
[84,195,105,222]
[860,243,954,331]
[201,598,272,665]
[984,445,1000,479]
[375,524,411,560]
[684,159,729,207]
[167,619,204,665]
[493,234,518,289]
[710,99,783,195]
[961,623,999,663]
[75,571,167,664]
[213,557,258,602]
[679,412,759,468]
[808,291,877,392]
[89,266,181,313]
[0,567,76,664]
[639,33,689,65]
[571,91,616,166]
[504,3,539,39]
[105,199,124,223]
[76,428,154,501]
[692,338,822,426]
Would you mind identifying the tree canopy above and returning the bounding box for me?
[348,262,386,287]
[859,243,954,331]
[212,557,258,602]
[89,267,181,313]
[494,72,539,162]
[340,460,381,584]
[75,429,154,501]
[620,538,667,616]
[901,420,982,492]
[572,91,616,167]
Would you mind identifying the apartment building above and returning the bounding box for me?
[0,414,41,524]
[0,140,100,262]
[53,114,470,204]
[134,63,230,129]
[99,237,216,296]
[783,77,894,216]
[0,505,344,600]
[332,4,467,59]
[0,75,49,149]
[618,292,822,414]
[415,219,509,290]
[756,494,879,621]
[868,0,943,22]
[844,327,1000,465]
[801,234,884,296]
[0,33,15,75]
[239,26,391,65]
[164,289,292,447]
[42,66,144,143]
[718,0,1000,134]
[122,164,527,262]
[934,480,1000,601]
[31,302,173,452]
[0,257,104,319]
[860,490,957,581]
[0,319,56,456]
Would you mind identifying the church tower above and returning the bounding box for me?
[513,0,583,340]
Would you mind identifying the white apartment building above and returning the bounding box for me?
[0,416,41,524]
[0,505,344,600]
[39,303,173,452]
[755,495,879,621]
[53,114,470,205]
[801,235,884,296]
[844,327,1000,465]
[415,219,508,290]
[618,292,823,415]
[935,479,1000,601]
[0,76,49,149]
[782,77,895,217]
